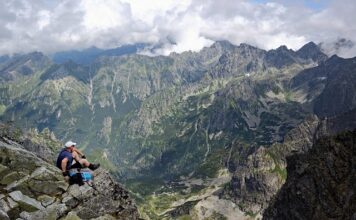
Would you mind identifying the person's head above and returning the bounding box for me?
[65,141,76,152]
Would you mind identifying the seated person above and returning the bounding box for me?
[56,141,100,178]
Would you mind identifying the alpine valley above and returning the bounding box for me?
[0,41,355,219]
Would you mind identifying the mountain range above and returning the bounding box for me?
[0,40,355,219]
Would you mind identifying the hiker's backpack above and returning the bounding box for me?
[68,169,93,186]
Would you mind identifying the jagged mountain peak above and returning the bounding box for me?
[238,42,259,49]
[328,54,342,61]
[235,43,266,56]
[276,45,290,51]
[297,41,328,63]
[299,41,318,49]
[265,45,299,68]
[321,54,347,67]
[268,45,295,55]
[211,40,236,50]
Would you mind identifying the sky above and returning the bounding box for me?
[0,0,355,57]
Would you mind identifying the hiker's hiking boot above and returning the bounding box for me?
[89,163,100,171]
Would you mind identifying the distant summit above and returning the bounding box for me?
[0,52,51,81]
[52,43,147,65]
[211,40,236,50]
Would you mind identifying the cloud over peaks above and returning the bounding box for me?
[0,0,355,57]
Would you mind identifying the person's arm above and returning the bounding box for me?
[73,148,85,157]
[61,157,69,175]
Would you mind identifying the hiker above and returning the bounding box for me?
[56,141,100,180]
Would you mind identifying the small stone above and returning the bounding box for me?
[6,197,19,209]
[37,195,55,207]
[56,180,69,192]
[61,211,81,220]
[67,185,81,198]
[0,198,10,213]
[19,203,67,220]
[0,164,9,174]
[19,211,31,219]
[1,172,27,185]
[0,208,10,220]
[91,214,116,220]
[68,184,92,200]
[62,196,78,209]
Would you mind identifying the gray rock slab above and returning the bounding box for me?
[9,191,43,212]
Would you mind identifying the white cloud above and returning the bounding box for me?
[0,0,355,57]
[81,0,129,30]
[37,10,50,30]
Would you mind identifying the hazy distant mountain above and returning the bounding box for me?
[0,52,51,82]
[51,43,147,65]
[0,55,10,64]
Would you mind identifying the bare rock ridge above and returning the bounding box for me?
[263,130,356,220]
[0,123,139,220]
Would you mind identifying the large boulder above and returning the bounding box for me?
[9,191,44,212]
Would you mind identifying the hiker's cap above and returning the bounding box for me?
[65,141,76,148]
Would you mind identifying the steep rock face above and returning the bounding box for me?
[223,107,356,217]
[263,130,356,220]
[0,124,139,220]
[40,60,90,83]
[221,115,323,214]
[313,56,356,117]
[290,55,356,115]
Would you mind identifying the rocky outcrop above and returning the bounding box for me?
[19,169,139,220]
[0,125,139,220]
[263,130,356,220]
